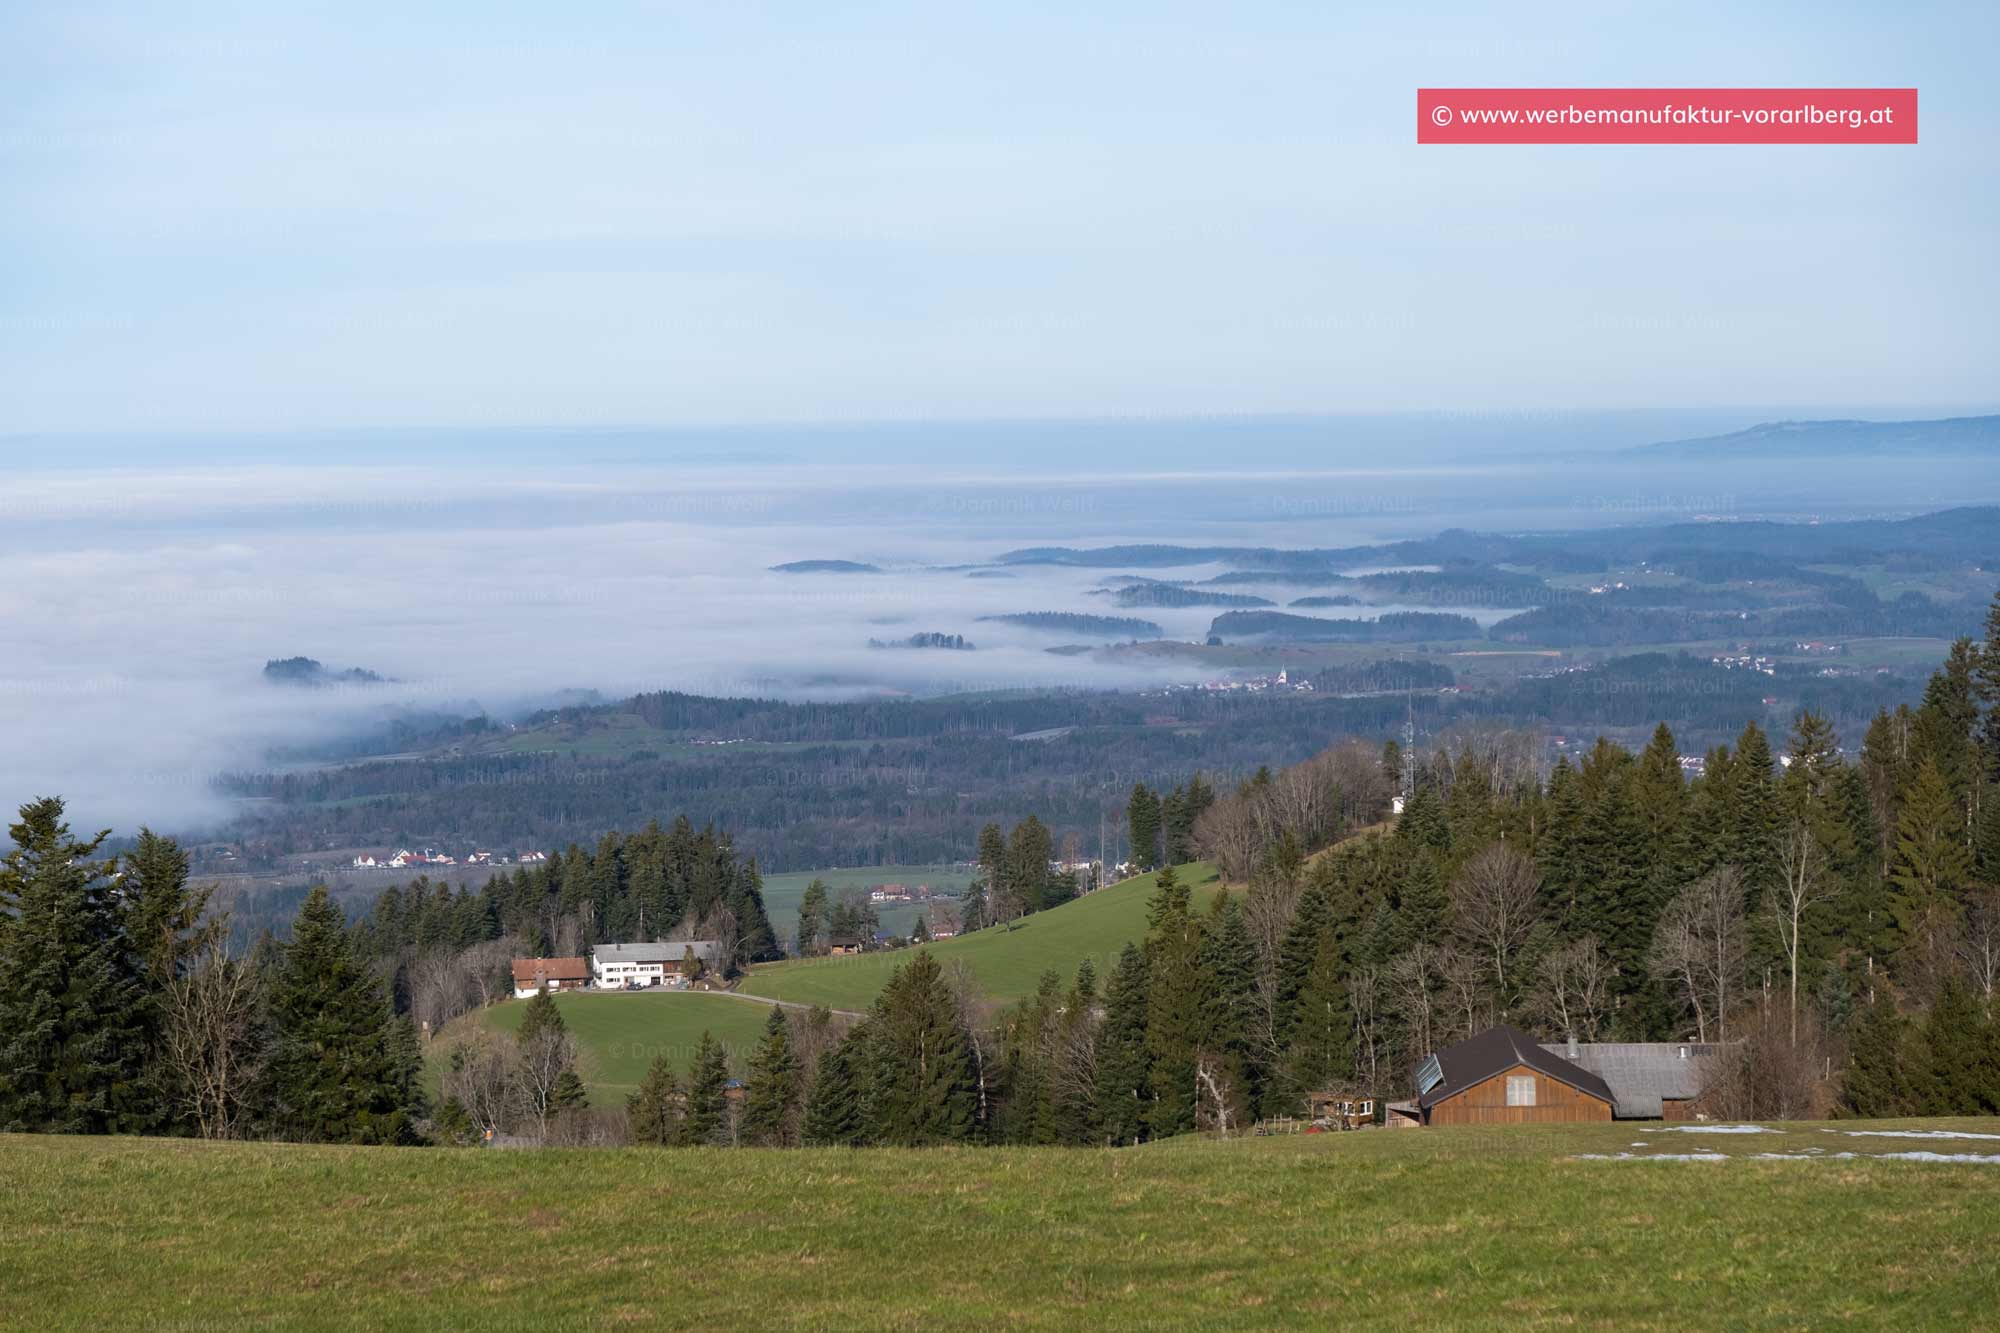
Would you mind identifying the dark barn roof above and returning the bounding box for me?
[1417,1025,1615,1111]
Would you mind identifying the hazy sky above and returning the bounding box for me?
[3,1,1995,433]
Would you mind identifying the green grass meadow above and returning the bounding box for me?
[476,990,777,1105]
[7,1120,1998,1327]
[758,862,977,940]
[738,863,1224,1011]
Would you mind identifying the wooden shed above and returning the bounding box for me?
[1415,1025,1614,1126]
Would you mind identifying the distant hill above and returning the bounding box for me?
[262,656,387,687]
[770,559,881,574]
[868,632,975,650]
[1208,610,1481,642]
[1290,595,1362,608]
[1637,415,2000,459]
[976,611,1165,638]
[1112,585,1273,609]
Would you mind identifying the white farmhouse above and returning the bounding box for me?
[591,940,724,989]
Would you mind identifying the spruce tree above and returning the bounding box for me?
[1145,861,1188,929]
[1397,849,1450,949]
[1889,758,1973,989]
[627,1055,683,1145]
[869,952,976,1144]
[1396,786,1451,851]
[1093,943,1152,1145]
[1128,785,1162,871]
[264,885,423,1144]
[1142,894,1204,1138]
[797,879,829,957]
[0,798,148,1134]
[1840,993,1909,1117]
[678,1030,732,1145]
[1285,930,1354,1101]
[740,1006,800,1146]
[803,1030,866,1145]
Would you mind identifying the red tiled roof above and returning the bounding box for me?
[511,956,589,986]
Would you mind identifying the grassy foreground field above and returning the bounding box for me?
[6,1120,1999,1328]
[476,990,778,1105]
[739,863,1223,1011]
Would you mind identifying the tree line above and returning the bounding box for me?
[0,804,424,1142]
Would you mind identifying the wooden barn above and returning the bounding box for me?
[1415,1025,1615,1125]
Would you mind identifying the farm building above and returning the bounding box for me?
[591,940,724,988]
[510,956,590,999]
[1416,1025,1615,1125]
[1416,1025,1727,1124]
[1538,1038,1723,1120]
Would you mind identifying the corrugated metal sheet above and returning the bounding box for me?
[1541,1042,1722,1118]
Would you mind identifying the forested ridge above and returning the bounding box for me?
[218,652,1933,871]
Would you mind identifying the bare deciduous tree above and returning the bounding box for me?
[1771,818,1841,1043]
[1388,941,1444,1073]
[1960,886,2000,1013]
[160,940,264,1139]
[1193,793,1265,884]
[514,1024,585,1143]
[1449,843,1542,994]
[440,1027,517,1139]
[1701,997,1833,1121]
[1436,946,1491,1040]
[1651,866,1747,1042]
[1349,966,1384,1094]
[1527,934,1616,1042]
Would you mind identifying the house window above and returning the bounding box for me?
[1505,1076,1536,1107]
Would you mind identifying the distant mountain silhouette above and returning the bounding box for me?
[1636,415,2000,459]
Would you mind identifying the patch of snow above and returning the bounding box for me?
[1639,1124,1781,1135]
[1837,1129,2000,1142]
[1572,1152,1729,1162]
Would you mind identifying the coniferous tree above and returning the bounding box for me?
[868,952,976,1144]
[1285,930,1354,1100]
[264,885,423,1144]
[1093,942,1152,1145]
[627,1054,683,1146]
[1128,785,1162,871]
[1906,978,1999,1114]
[1397,850,1450,949]
[740,1006,800,1146]
[1145,861,1187,929]
[0,798,148,1134]
[1839,992,1909,1117]
[678,1030,732,1145]
[796,878,828,957]
[1396,786,1451,851]
[803,1029,866,1145]
[1142,891,1204,1138]
[1889,758,1973,993]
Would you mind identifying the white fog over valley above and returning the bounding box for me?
[3,418,1992,833]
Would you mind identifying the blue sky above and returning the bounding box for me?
[3,1,1995,434]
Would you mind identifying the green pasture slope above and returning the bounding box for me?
[9,1120,1999,1326]
[738,863,1224,1012]
[477,990,777,1105]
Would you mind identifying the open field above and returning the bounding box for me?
[738,863,1224,1011]
[759,863,976,940]
[475,990,779,1105]
[7,1119,1999,1327]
